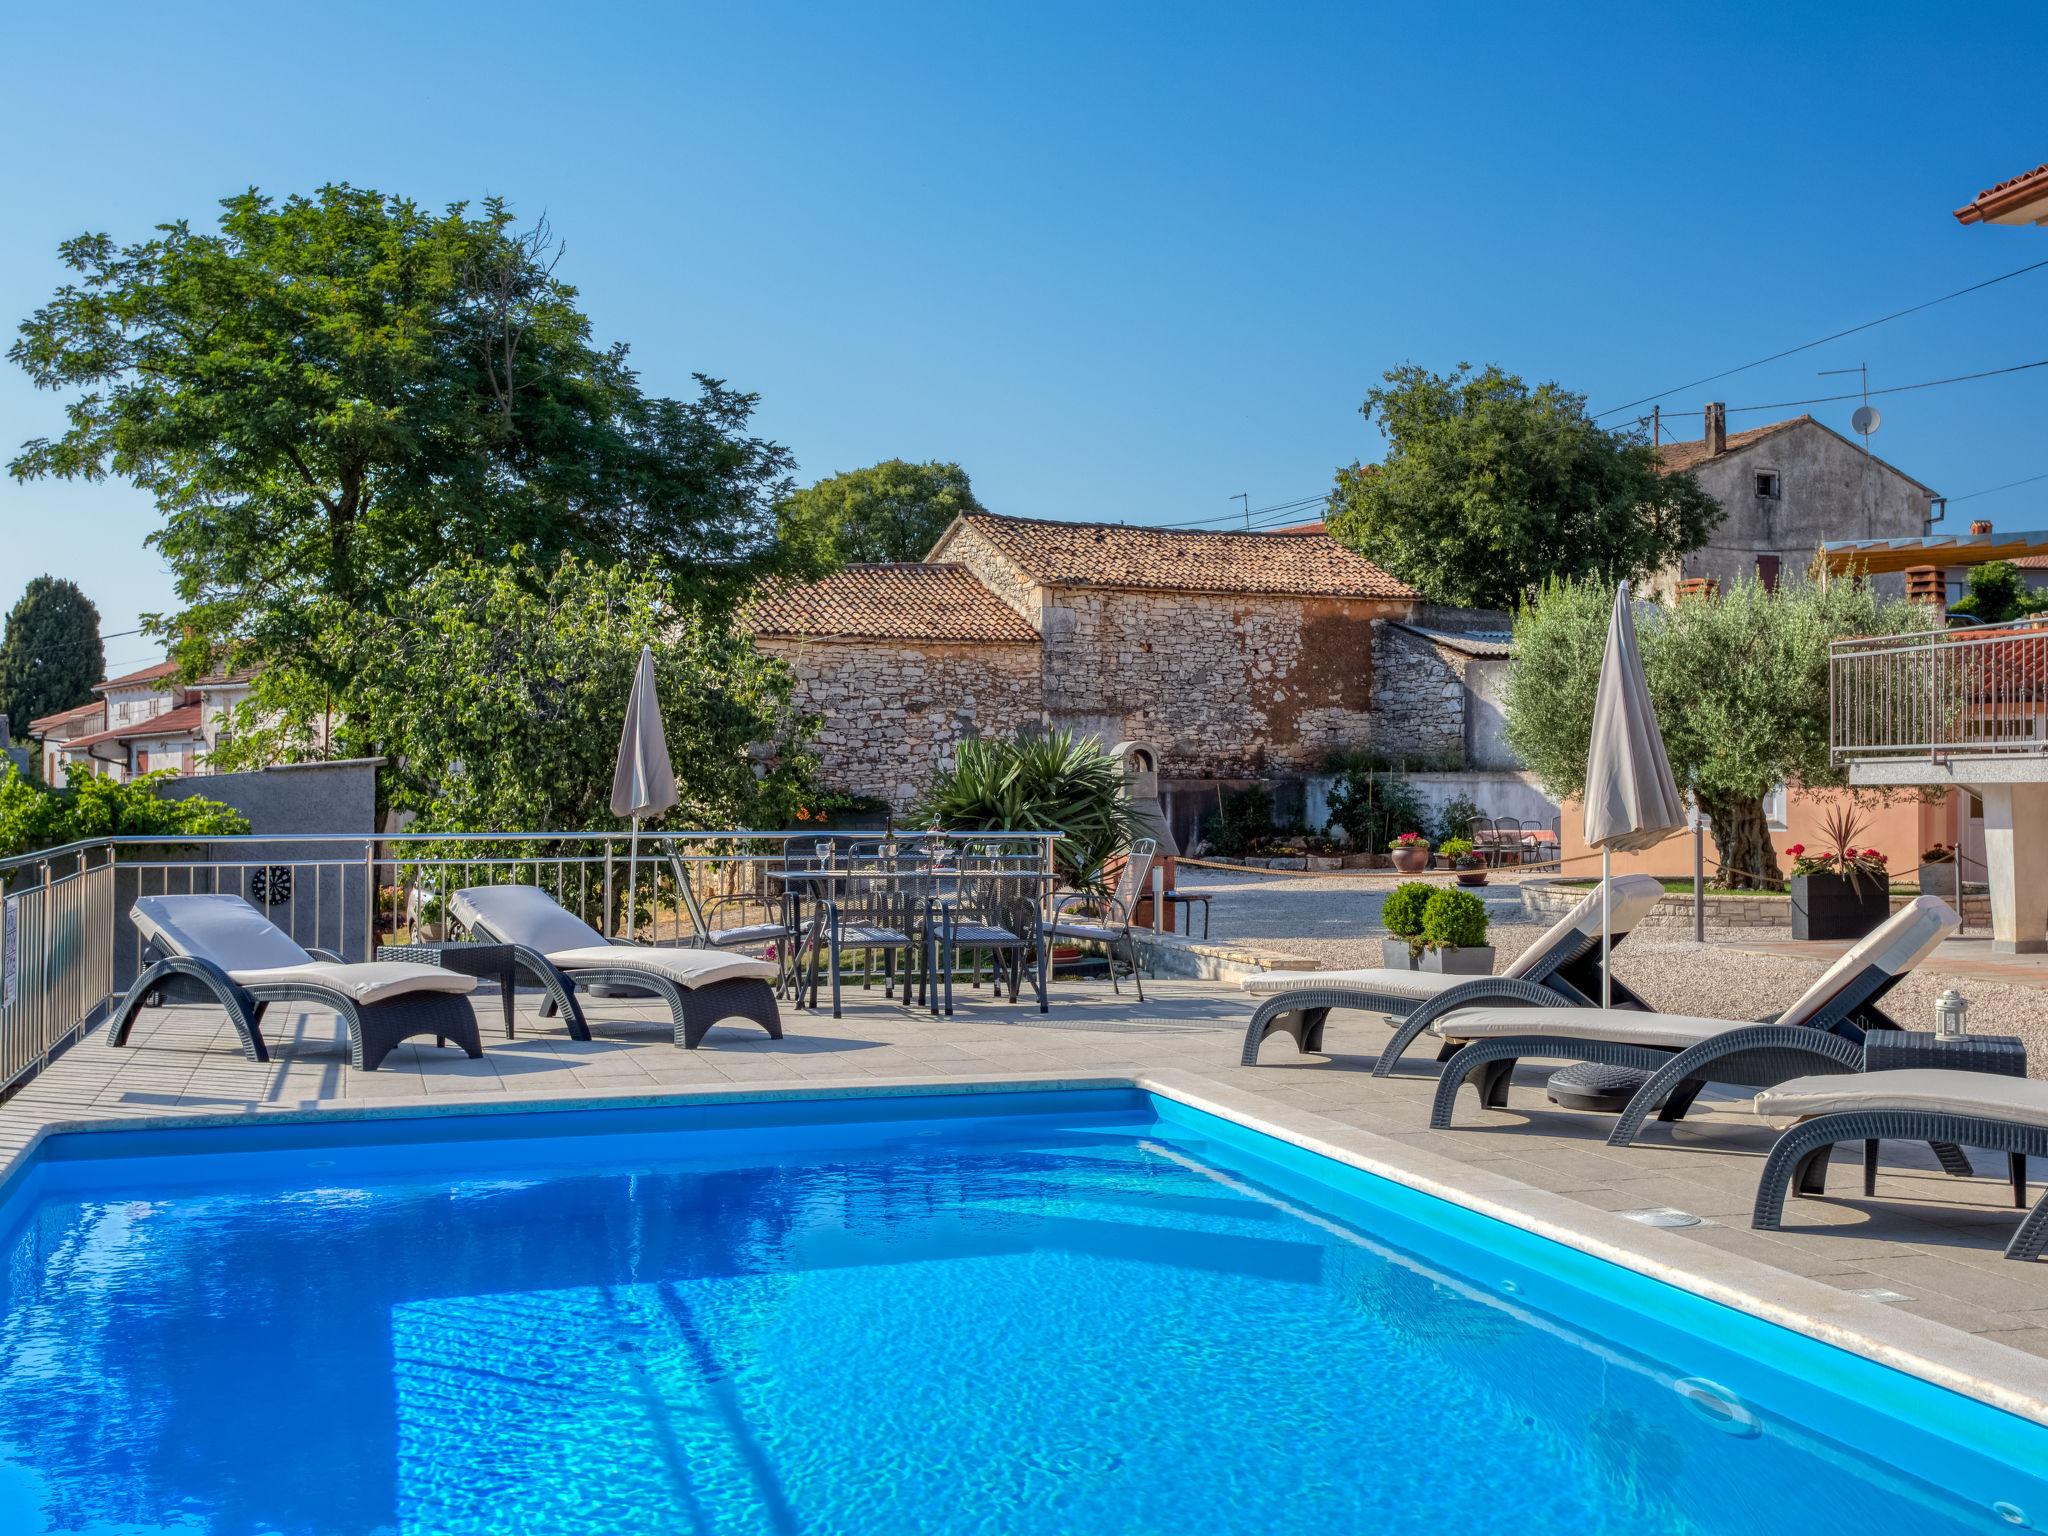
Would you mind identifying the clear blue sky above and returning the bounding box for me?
[4,0,2046,674]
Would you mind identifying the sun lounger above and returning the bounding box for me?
[1751,1070,2048,1261]
[1424,895,1958,1137]
[448,885,781,1049]
[108,894,482,1071]
[1237,874,1666,1069]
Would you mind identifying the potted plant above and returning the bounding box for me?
[1438,837,1487,887]
[1379,881,1433,968]
[1418,887,1493,974]
[1388,831,1431,874]
[1788,808,1892,941]
[1921,842,1956,865]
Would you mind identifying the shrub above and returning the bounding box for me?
[1432,792,1484,848]
[1437,837,1475,862]
[915,728,1142,895]
[1202,785,1273,859]
[1422,887,1489,950]
[1381,881,1434,938]
[1324,762,1427,851]
[0,764,250,865]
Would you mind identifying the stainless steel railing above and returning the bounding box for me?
[1831,619,2048,762]
[0,828,1061,1097]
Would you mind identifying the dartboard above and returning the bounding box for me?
[250,865,294,907]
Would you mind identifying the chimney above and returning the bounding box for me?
[1970,519,1993,536]
[1905,564,1947,624]
[1704,402,1727,456]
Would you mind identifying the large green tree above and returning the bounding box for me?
[0,576,103,731]
[1327,363,1723,609]
[9,186,797,686]
[1503,576,1931,887]
[775,458,985,571]
[208,553,817,834]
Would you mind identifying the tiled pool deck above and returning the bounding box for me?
[4,976,2047,1413]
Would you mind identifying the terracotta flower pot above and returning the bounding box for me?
[1389,846,1430,874]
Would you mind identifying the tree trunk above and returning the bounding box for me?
[1701,793,1781,890]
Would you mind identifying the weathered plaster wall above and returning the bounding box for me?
[1368,623,1466,764]
[1657,423,1934,598]
[757,636,1044,808]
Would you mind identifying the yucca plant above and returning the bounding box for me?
[913,729,1143,895]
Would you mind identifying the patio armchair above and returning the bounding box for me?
[448,884,781,1049]
[108,894,483,1072]
[1750,1069,2048,1261]
[1423,894,1958,1140]
[1238,874,1666,1068]
[813,857,928,1019]
[1042,839,1157,1002]
[663,839,800,989]
[929,852,1050,1015]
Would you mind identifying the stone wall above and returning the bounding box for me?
[757,636,1043,808]
[1368,623,1466,763]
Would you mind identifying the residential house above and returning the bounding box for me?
[1650,407,1940,598]
[26,663,257,783]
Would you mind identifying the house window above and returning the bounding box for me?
[1754,471,1781,499]
[1762,781,1789,830]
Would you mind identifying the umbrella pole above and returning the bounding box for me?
[1601,846,1612,1010]
[626,818,640,940]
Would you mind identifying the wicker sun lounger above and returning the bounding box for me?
[449,885,782,1049]
[1237,874,1666,1069]
[1424,895,1959,1138]
[1751,1070,2048,1261]
[108,894,482,1072]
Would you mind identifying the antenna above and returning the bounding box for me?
[1820,364,1880,447]
[1232,492,1249,530]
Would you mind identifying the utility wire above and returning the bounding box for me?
[1950,470,2048,505]
[1594,255,2048,419]
[1722,357,2048,414]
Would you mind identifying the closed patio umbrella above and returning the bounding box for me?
[1582,580,1686,1005]
[611,645,679,939]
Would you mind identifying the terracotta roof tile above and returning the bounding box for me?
[950,512,1418,599]
[1955,162,2048,225]
[57,703,206,753]
[92,660,180,692]
[1652,416,1813,474]
[25,700,104,734]
[751,564,1040,643]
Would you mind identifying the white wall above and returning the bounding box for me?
[1303,769,1557,835]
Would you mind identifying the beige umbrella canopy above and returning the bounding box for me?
[611,646,679,937]
[1582,581,1685,1004]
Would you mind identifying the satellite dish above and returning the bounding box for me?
[1851,404,1881,436]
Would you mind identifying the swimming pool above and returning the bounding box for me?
[0,1086,2040,1535]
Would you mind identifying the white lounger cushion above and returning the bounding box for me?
[131,896,475,1005]
[1755,1070,2048,1132]
[449,885,607,953]
[1501,874,1666,979]
[543,945,779,989]
[1773,895,1957,1028]
[1431,1006,1737,1051]
[1241,968,1486,999]
[230,962,476,1006]
[134,893,318,971]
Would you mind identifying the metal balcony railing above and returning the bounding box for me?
[0,828,1059,1099]
[1831,617,2048,762]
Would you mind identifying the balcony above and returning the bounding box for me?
[1831,618,2048,779]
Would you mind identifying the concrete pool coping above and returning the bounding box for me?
[2,1064,2044,1430]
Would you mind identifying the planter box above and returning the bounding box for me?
[1339,853,1375,870]
[1791,873,1891,942]
[1381,937,1420,970]
[1419,944,1495,975]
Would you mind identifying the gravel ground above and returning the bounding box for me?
[1175,867,2048,1074]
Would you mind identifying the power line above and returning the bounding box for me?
[1594,255,2048,420]
[1951,470,2048,505]
[1721,357,2048,415]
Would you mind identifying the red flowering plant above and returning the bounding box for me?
[1388,831,1431,852]
[1786,807,1888,892]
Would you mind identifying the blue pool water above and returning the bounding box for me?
[0,1088,2042,1535]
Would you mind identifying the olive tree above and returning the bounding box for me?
[1503,576,1931,888]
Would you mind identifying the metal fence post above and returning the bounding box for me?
[362,839,377,961]
[603,844,615,938]
[1151,865,1164,933]
[1693,823,1705,943]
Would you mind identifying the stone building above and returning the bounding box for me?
[1650,407,1939,598]
[750,563,1044,808]
[750,513,1427,808]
